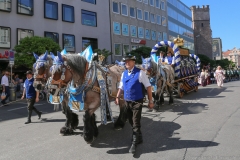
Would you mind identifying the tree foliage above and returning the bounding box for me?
[94,48,113,65]
[197,54,235,70]
[14,36,61,68]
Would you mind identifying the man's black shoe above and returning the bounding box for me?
[25,120,31,124]
[38,112,42,119]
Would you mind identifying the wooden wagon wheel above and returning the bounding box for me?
[178,83,184,98]
[194,76,198,92]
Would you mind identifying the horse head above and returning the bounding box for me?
[141,56,157,77]
[33,51,53,90]
[50,52,88,93]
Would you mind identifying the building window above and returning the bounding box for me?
[123,44,130,55]
[121,3,128,16]
[143,0,148,4]
[155,0,160,8]
[136,0,142,2]
[162,16,167,26]
[131,45,138,50]
[145,29,150,40]
[138,27,144,38]
[81,10,97,27]
[137,9,143,20]
[163,32,167,40]
[201,23,204,27]
[0,26,11,48]
[112,2,119,14]
[44,0,58,20]
[62,4,74,23]
[17,28,33,45]
[122,24,129,36]
[144,11,149,22]
[157,32,162,41]
[113,22,121,35]
[0,0,11,12]
[114,43,122,56]
[63,34,75,52]
[161,1,165,10]
[44,31,59,44]
[130,7,135,18]
[151,30,156,40]
[81,0,96,4]
[130,25,137,37]
[156,15,161,25]
[17,0,33,15]
[150,13,155,23]
[82,37,98,51]
[149,0,154,6]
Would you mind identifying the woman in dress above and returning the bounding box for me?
[215,66,225,87]
[200,69,206,86]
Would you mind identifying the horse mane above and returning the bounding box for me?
[64,54,87,76]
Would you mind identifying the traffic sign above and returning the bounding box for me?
[9,61,14,65]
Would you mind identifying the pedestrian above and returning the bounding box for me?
[205,70,210,85]
[200,69,206,86]
[158,51,165,63]
[215,66,225,88]
[21,70,42,124]
[164,51,175,67]
[1,71,10,106]
[115,54,154,154]
[14,74,21,96]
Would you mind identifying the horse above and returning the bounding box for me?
[48,52,126,143]
[33,51,79,134]
[141,57,174,110]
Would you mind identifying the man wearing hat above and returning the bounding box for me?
[21,70,42,124]
[115,54,154,154]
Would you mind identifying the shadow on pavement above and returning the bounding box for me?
[91,117,219,158]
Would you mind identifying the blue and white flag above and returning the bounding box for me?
[80,45,94,63]
[61,48,67,55]
[151,53,158,64]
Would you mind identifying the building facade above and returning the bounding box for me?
[191,5,212,59]
[109,0,168,61]
[223,48,240,68]
[0,0,111,56]
[167,0,194,53]
[212,38,222,60]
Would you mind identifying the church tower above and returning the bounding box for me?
[191,5,212,59]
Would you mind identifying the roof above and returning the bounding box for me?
[222,50,231,57]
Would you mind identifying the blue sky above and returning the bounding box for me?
[182,0,240,51]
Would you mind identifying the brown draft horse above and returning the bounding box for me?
[33,52,79,133]
[49,52,126,143]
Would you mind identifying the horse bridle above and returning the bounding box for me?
[33,60,49,90]
[50,60,89,89]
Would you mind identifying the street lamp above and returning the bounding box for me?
[195,35,200,55]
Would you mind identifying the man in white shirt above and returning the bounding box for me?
[115,54,154,154]
[1,71,10,106]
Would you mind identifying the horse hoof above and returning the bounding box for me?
[60,127,73,136]
[85,137,95,144]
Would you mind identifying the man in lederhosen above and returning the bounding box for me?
[115,54,154,154]
[21,70,42,124]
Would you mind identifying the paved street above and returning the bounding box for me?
[0,81,240,160]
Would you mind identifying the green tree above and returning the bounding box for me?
[197,54,235,70]
[94,48,113,65]
[14,36,61,68]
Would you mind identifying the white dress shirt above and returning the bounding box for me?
[1,75,9,86]
[118,67,151,90]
